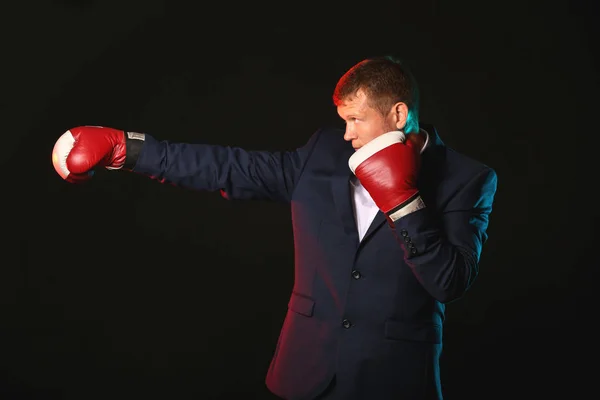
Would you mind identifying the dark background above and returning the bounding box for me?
[2,0,598,399]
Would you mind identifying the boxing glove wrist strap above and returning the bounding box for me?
[387,193,426,222]
[123,131,145,169]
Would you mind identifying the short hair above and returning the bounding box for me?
[332,56,420,133]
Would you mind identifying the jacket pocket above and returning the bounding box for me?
[384,319,442,344]
[287,291,315,317]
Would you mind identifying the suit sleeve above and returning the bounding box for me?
[391,167,498,303]
[130,130,322,203]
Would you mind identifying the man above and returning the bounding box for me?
[51,56,498,399]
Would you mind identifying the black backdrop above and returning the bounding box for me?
[2,0,599,399]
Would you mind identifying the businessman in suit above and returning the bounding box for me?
[51,56,498,399]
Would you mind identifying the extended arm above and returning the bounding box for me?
[52,126,322,203]
[130,132,319,202]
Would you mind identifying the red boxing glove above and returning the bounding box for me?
[348,131,423,222]
[51,126,127,183]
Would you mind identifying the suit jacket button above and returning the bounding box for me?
[351,270,362,279]
[342,319,352,329]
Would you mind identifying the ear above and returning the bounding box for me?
[392,102,409,130]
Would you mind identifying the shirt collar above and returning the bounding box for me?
[419,128,430,154]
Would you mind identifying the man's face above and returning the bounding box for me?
[337,89,398,150]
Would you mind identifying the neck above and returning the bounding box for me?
[407,131,426,153]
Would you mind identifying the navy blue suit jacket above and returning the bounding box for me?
[131,123,497,400]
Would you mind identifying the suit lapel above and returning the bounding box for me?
[331,147,387,247]
[361,210,387,244]
[331,148,359,242]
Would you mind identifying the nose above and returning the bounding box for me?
[343,128,355,142]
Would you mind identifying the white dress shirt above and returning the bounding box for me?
[350,129,430,242]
